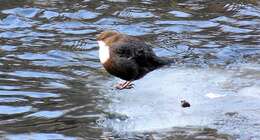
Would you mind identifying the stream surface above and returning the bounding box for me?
[0,0,260,139]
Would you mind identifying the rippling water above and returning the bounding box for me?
[0,0,260,139]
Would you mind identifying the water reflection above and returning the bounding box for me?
[0,0,260,139]
[0,106,32,115]
[4,133,80,140]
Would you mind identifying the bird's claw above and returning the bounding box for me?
[115,81,134,90]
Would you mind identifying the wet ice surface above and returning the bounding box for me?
[0,0,260,139]
[100,64,260,139]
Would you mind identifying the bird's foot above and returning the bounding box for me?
[115,81,134,90]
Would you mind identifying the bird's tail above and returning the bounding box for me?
[151,56,189,70]
[157,56,178,66]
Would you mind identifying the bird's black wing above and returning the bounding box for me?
[112,40,160,68]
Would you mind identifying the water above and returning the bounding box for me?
[0,0,259,139]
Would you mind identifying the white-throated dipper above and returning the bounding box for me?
[97,31,174,89]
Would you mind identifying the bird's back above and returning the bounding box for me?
[108,35,167,80]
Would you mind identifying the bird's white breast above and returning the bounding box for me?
[98,41,110,64]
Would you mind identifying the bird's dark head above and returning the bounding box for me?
[96,31,120,41]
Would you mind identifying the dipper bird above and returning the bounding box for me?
[97,31,174,89]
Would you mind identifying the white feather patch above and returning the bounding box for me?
[98,41,110,64]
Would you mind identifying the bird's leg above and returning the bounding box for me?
[122,81,134,89]
[115,81,134,90]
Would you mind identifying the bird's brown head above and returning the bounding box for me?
[96,31,122,46]
[96,31,120,41]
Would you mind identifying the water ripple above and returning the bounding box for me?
[117,7,155,18]
[26,110,64,119]
[4,133,80,140]
[2,7,42,18]
[8,71,71,80]
[155,20,220,28]
[0,106,32,115]
[220,25,253,33]
[62,10,100,20]
[168,10,192,18]
[40,10,59,19]
[0,90,59,98]
[0,15,34,29]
